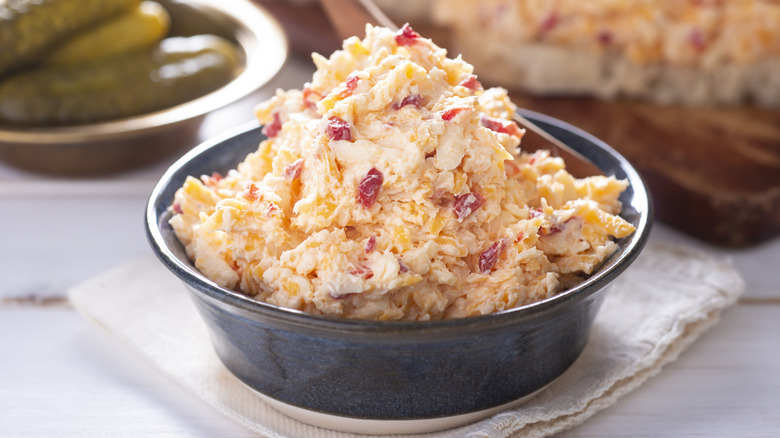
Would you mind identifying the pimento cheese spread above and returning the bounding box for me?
[169,25,635,320]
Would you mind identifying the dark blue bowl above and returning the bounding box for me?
[145,109,652,432]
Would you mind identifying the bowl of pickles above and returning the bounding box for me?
[0,0,287,175]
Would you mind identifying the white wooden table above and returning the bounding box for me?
[2,56,779,437]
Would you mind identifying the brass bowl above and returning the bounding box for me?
[0,0,287,175]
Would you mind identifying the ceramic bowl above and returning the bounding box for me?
[0,0,286,175]
[145,109,652,434]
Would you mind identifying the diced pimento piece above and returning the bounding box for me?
[479,239,506,274]
[393,94,422,110]
[326,116,353,141]
[458,74,482,91]
[200,171,223,186]
[541,218,573,235]
[172,203,183,214]
[504,160,521,177]
[597,30,613,46]
[266,203,280,216]
[689,28,707,52]
[349,265,374,280]
[262,112,282,138]
[539,11,558,32]
[453,192,485,221]
[283,158,304,180]
[339,74,359,98]
[357,167,384,208]
[365,234,376,253]
[395,23,421,46]
[515,231,525,243]
[431,189,454,207]
[529,208,543,218]
[480,115,524,137]
[243,182,260,201]
[302,84,321,109]
[440,106,469,121]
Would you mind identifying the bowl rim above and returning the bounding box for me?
[146,108,653,334]
[0,0,288,144]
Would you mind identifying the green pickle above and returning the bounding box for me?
[43,1,171,67]
[0,35,242,125]
[0,0,141,76]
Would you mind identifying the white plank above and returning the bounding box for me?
[1,304,777,437]
[0,308,252,438]
[559,304,780,437]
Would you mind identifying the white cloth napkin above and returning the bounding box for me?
[68,242,744,438]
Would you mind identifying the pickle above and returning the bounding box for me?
[0,0,141,76]
[0,35,242,126]
[44,1,171,66]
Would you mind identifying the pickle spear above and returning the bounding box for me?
[0,35,242,125]
[0,0,141,76]
[44,1,171,66]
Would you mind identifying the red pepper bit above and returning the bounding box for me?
[541,218,573,235]
[357,167,384,208]
[515,231,525,243]
[339,74,359,98]
[349,265,374,280]
[243,183,260,201]
[283,158,304,180]
[326,116,353,141]
[597,30,613,46]
[505,160,521,177]
[431,189,455,207]
[453,192,485,221]
[200,171,223,186]
[262,112,282,138]
[440,106,469,121]
[302,85,322,110]
[480,115,523,137]
[365,234,376,253]
[395,23,421,46]
[539,11,559,32]
[172,203,183,214]
[479,239,507,274]
[689,28,707,52]
[458,74,483,91]
[393,94,423,110]
[266,203,280,216]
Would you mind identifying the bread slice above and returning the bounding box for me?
[447,36,780,108]
[434,0,780,108]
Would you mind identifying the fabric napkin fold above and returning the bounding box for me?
[68,242,744,438]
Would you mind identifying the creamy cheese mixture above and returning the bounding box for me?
[169,25,635,320]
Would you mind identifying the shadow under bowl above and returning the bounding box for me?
[0,0,287,175]
[145,109,652,434]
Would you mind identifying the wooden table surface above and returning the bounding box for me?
[1,56,779,438]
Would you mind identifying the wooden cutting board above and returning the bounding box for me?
[255,1,780,247]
